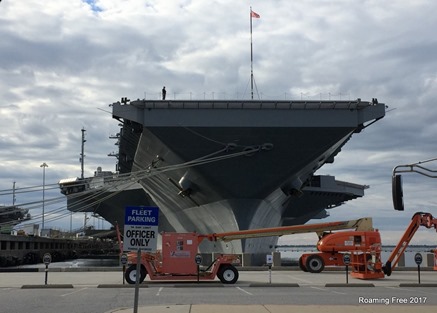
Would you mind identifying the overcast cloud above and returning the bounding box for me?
[1,0,436,244]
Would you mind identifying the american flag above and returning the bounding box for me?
[251,10,260,18]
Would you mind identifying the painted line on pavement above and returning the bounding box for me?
[310,286,346,295]
[236,287,253,296]
[286,274,314,284]
[61,287,88,297]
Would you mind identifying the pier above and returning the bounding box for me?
[0,234,118,267]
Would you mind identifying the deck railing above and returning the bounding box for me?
[126,99,373,110]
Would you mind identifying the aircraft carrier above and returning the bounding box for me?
[60,98,385,262]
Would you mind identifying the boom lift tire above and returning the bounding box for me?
[125,264,147,284]
[217,265,239,284]
[382,261,392,276]
[298,256,308,272]
[305,255,325,273]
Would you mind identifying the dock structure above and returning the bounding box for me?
[0,234,118,267]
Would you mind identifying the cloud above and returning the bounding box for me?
[1,0,437,235]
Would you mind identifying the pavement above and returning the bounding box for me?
[107,304,437,313]
[1,268,437,288]
[1,269,437,313]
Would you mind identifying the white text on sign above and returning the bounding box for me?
[124,226,158,250]
[127,209,156,223]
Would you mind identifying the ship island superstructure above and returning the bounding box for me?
[0,206,30,234]
[60,98,385,263]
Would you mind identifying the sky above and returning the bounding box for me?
[1,0,437,246]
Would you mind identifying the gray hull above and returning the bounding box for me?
[108,99,385,256]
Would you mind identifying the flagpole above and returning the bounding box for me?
[250,7,254,100]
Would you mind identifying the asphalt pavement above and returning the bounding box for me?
[1,269,436,313]
[1,268,437,288]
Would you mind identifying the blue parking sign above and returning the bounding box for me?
[123,206,159,251]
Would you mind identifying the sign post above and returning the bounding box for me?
[43,253,52,285]
[120,253,128,285]
[266,254,273,284]
[414,253,423,284]
[343,253,351,284]
[195,254,202,283]
[434,249,437,271]
[124,206,159,313]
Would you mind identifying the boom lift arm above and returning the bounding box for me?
[201,217,373,242]
[383,212,437,276]
[393,157,437,178]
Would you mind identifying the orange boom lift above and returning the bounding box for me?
[298,158,437,278]
[122,217,381,284]
[122,212,436,283]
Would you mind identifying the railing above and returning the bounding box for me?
[142,91,353,101]
[127,99,372,111]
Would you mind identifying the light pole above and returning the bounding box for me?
[40,162,48,231]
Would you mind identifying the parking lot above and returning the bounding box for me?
[1,270,437,313]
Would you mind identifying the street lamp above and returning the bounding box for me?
[40,162,48,231]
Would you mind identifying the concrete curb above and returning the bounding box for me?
[325,283,374,287]
[98,284,148,288]
[98,283,225,288]
[0,268,39,273]
[172,283,224,288]
[399,283,437,287]
[21,284,74,289]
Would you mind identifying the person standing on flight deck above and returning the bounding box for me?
[162,86,166,100]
